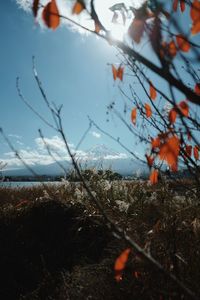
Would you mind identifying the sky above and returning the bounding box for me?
[1,0,145,169]
[0,0,199,170]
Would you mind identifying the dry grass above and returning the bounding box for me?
[0,178,200,299]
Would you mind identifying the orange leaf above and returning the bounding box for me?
[42,0,60,30]
[112,65,124,81]
[95,22,101,33]
[180,0,186,12]
[145,103,152,118]
[159,136,180,172]
[169,108,177,124]
[131,108,137,125]
[149,82,157,100]
[191,0,200,22]
[149,169,159,184]
[191,20,200,34]
[179,101,189,117]
[176,35,190,52]
[114,248,131,282]
[32,0,39,18]
[146,154,154,167]
[128,19,145,44]
[173,0,179,11]
[72,1,85,15]
[194,145,199,160]
[185,144,192,157]
[117,66,124,81]
[195,83,200,95]
[151,137,161,149]
[168,40,177,57]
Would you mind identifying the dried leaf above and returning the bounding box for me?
[169,108,177,124]
[42,0,60,30]
[193,145,199,160]
[112,65,118,81]
[190,0,200,34]
[131,108,137,125]
[149,169,159,184]
[168,40,177,57]
[112,65,124,81]
[191,21,200,34]
[72,1,85,15]
[128,19,145,44]
[159,135,180,172]
[145,103,152,118]
[176,35,190,52]
[149,81,157,100]
[32,0,40,18]
[185,144,192,157]
[114,248,131,282]
[151,137,161,149]
[146,154,154,167]
[179,100,189,117]
[195,83,200,95]
[180,0,186,12]
[173,0,179,11]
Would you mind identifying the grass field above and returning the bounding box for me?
[0,178,200,299]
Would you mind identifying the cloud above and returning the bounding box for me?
[1,135,129,169]
[8,134,22,139]
[91,131,101,139]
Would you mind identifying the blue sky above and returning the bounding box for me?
[1,0,145,169]
[1,0,199,170]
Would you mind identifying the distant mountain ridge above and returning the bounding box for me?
[3,144,148,177]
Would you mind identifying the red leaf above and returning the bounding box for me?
[159,135,180,172]
[176,35,190,52]
[169,108,177,124]
[191,21,200,34]
[149,169,159,184]
[149,81,157,100]
[145,103,152,118]
[128,19,145,44]
[194,145,199,160]
[195,83,200,95]
[112,65,124,81]
[72,1,85,15]
[185,144,192,157]
[114,248,131,282]
[180,0,186,12]
[146,154,154,167]
[179,100,189,117]
[151,137,161,149]
[42,0,60,30]
[190,0,200,34]
[168,40,177,57]
[131,108,137,125]
[32,0,39,18]
[173,0,179,11]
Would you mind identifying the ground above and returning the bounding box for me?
[0,179,200,299]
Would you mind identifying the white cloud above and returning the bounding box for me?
[8,134,22,139]
[91,131,101,139]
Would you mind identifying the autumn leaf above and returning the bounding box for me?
[42,0,60,30]
[151,137,161,149]
[169,108,177,124]
[72,1,85,15]
[131,108,137,125]
[94,22,101,33]
[159,135,180,172]
[128,19,145,44]
[114,248,131,282]
[149,82,157,100]
[176,35,190,52]
[194,145,199,160]
[149,169,159,184]
[168,40,177,57]
[195,83,200,95]
[112,65,124,81]
[32,0,40,18]
[190,0,200,34]
[179,100,189,117]
[146,154,154,167]
[145,103,152,118]
[173,0,185,12]
[187,131,192,141]
[185,144,192,157]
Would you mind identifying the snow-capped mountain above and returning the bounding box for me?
[3,144,148,177]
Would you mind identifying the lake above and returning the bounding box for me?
[0,181,62,188]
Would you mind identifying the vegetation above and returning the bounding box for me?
[0,179,200,299]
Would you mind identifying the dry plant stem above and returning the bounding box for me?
[16,67,199,299]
